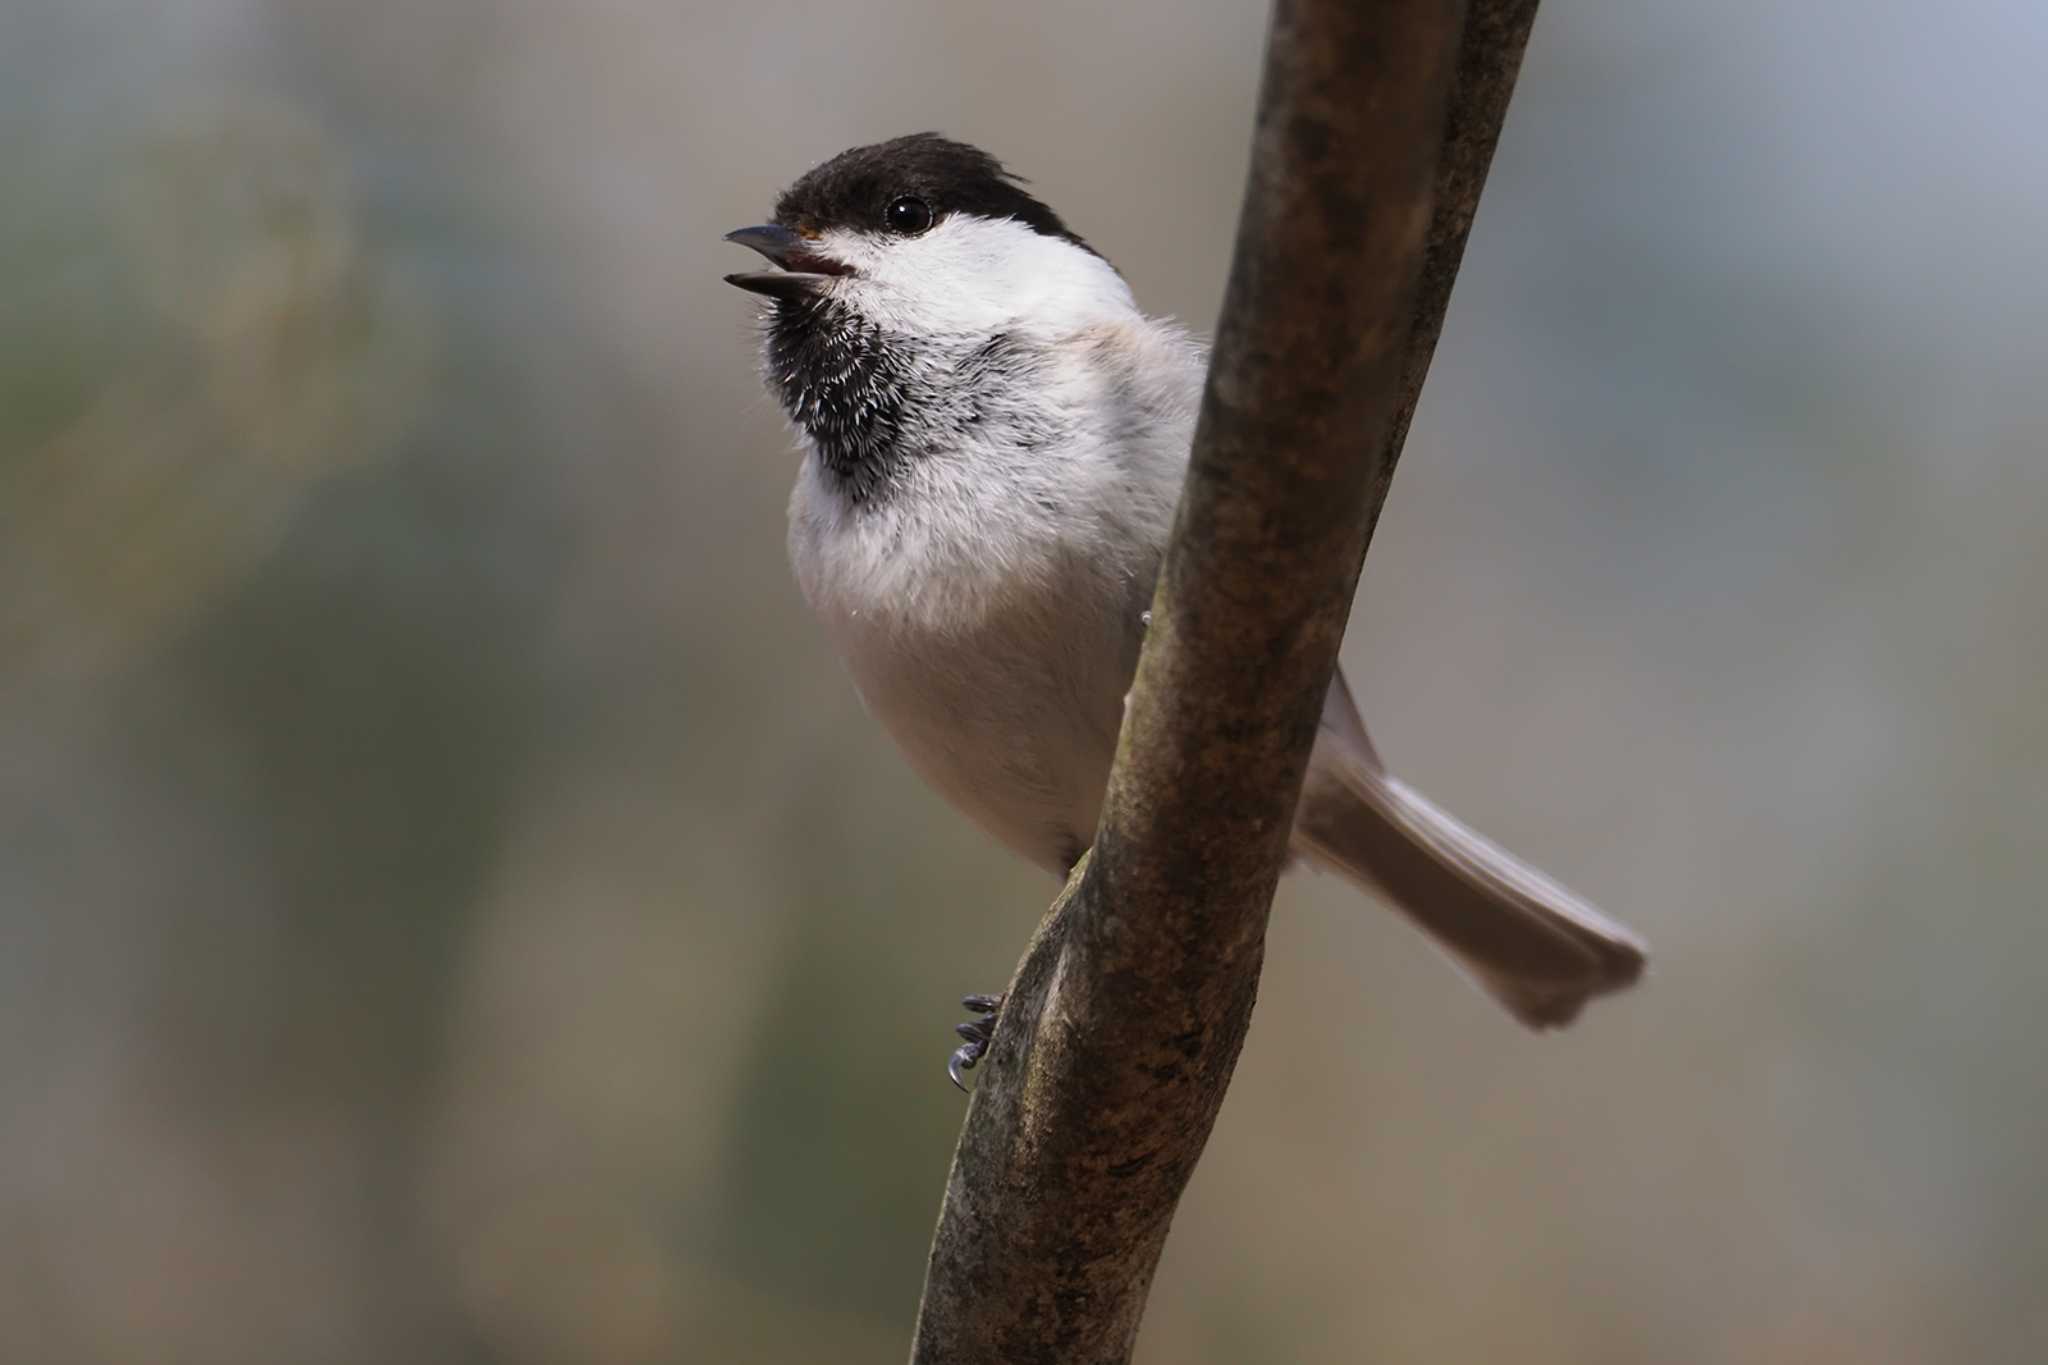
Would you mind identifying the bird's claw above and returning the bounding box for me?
[948,992,1005,1093]
[1124,613,1153,714]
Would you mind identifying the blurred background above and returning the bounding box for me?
[4,0,2045,1360]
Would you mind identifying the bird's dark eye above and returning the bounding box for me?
[885,195,934,235]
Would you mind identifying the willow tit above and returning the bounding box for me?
[725,134,1645,1078]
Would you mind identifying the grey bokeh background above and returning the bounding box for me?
[5,0,2045,1360]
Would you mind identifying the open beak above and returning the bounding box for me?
[723,224,851,301]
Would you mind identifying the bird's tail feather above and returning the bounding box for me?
[1292,745,1646,1029]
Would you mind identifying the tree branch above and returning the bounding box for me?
[908,2,1543,1360]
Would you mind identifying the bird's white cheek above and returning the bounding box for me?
[888,289,1005,338]
[814,221,1067,336]
[876,262,1013,336]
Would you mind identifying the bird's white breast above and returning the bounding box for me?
[786,315,1203,873]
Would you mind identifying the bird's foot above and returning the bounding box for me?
[948,992,1005,1092]
[1124,611,1152,713]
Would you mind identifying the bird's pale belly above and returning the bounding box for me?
[827,602,1135,877]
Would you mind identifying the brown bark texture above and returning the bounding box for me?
[907,2,1543,1361]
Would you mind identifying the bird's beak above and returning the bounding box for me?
[722,224,851,300]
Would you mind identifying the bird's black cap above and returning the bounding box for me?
[771,133,1095,254]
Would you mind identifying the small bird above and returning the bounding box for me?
[725,134,1645,1084]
